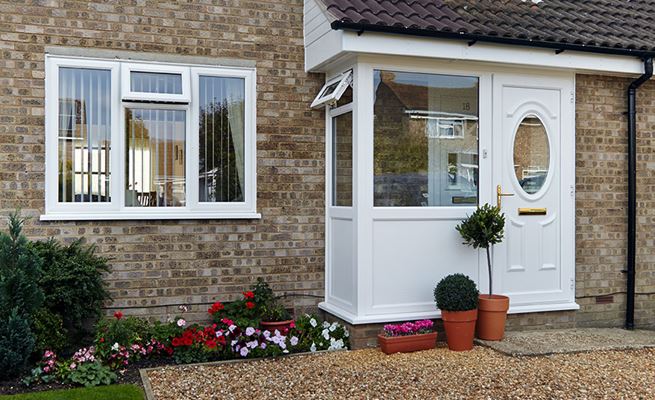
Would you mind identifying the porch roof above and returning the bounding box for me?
[319,0,655,57]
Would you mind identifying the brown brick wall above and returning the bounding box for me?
[575,74,655,329]
[0,0,326,321]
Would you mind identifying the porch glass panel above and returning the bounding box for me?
[373,70,479,207]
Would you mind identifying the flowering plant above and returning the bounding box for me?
[382,320,434,337]
[290,314,349,352]
[208,279,291,326]
[170,324,226,364]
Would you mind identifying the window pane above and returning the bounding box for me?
[514,115,549,195]
[125,109,186,207]
[58,67,111,203]
[198,76,245,202]
[130,71,182,94]
[332,112,352,206]
[373,70,479,207]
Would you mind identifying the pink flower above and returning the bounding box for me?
[177,319,186,327]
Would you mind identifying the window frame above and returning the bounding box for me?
[311,70,353,109]
[43,55,259,221]
[121,62,191,103]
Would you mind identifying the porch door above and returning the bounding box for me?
[490,73,575,309]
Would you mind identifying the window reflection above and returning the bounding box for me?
[373,70,479,207]
[514,115,549,195]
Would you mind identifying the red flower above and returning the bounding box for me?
[217,336,226,345]
[243,291,255,299]
[289,321,296,329]
[208,301,225,315]
[245,301,255,309]
[183,337,193,346]
[99,337,105,343]
[205,340,217,349]
[113,311,123,320]
[171,338,181,347]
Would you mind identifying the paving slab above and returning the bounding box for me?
[475,328,655,356]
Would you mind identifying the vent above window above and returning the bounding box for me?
[311,70,352,109]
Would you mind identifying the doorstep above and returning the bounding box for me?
[475,328,655,357]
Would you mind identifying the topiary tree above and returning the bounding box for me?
[434,273,479,311]
[455,203,505,296]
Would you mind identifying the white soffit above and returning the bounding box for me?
[305,29,644,76]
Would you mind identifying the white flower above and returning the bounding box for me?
[283,349,289,354]
[229,324,237,332]
[279,341,287,350]
[111,343,120,351]
[274,329,280,336]
[290,336,299,346]
[263,330,271,338]
[177,319,186,327]
[240,347,249,357]
[322,321,330,328]
[329,322,337,332]
[309,318,317,328]
[322,329,330,340]
[247,340,258,349]
[245,327,255,336]
[178,305,188,313]
[344,329,349,338]
[310,342,317,352]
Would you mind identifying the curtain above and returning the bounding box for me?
[225,78,246,198]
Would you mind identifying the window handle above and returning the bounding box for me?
[496,185,514,208]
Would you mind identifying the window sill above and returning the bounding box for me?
[40,211,262,221]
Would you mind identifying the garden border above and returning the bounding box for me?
[139,349,347,400]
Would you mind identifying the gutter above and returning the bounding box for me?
[331,21,655,59]
[625,57,653,330]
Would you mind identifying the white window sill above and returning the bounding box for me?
[40,211,262,221]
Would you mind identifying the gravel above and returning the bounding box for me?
[146,346,655,399]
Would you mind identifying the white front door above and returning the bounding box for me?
[490,73,576,311]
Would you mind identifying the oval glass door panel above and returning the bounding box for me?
[513,115,549,195]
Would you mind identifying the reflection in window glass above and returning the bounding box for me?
[125,109,186,207]
[514,115,549,195]
[373,70,479,207]
[58,67,111,203]
[332,112,353,206]
[198,76,245,202]
[130,72,182,94]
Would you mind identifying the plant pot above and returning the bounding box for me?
[260,320,293,332]
[441,309,478,351]
[377,332,438,355]
[476,294,510,341]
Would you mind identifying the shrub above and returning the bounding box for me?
[0,310,36,379]
[0,213,44,318]
[32,238,111,342]
[260,303,292,323]
[32,308,67,355]
[434,274,479,312]
[456,203,505,295]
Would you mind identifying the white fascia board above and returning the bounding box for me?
[306,29,644,76]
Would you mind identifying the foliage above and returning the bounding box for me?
[0,310,36,379]
[0,213,44,319]
[95,314,150,350]
[209,278,293,326]
[260,303,292,323]
[31,308,67,355]
[2,384,144,400]
[68,362,117,388]
[291,314,349,352]
[170,323,223,364]
[434,274,479,312]
[456,203,505,295]
[31,238,111,340]
[382,320,434,337]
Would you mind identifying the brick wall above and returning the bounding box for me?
[575,74,655,329]
[0,0,326,321]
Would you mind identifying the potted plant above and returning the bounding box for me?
[434,274,479,351]
[259,303,293,331]
[456,203,508,341]
[377,320,436,354]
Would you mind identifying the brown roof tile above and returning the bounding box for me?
[320,0,655,55]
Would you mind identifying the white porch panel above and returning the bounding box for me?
[320,56,579,325]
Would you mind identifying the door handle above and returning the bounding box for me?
[496,185,514,208]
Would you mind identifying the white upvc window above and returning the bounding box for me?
[44,56,259,220]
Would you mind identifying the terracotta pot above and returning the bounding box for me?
[476,294,510,341]
[377,332,438,355]
[260,320,293,332]
[441,309,478,351]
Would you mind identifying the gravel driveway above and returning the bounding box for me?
[145,346,655,399]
